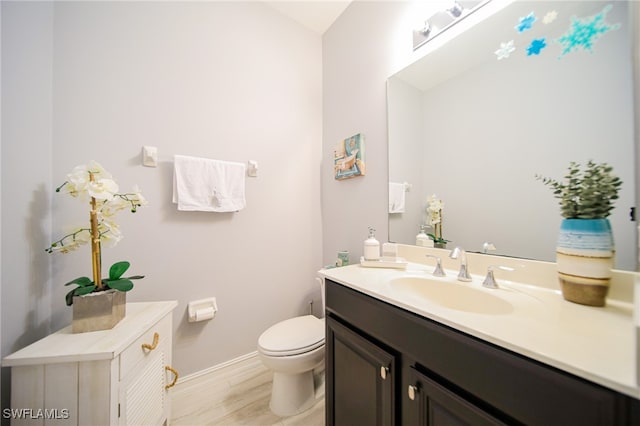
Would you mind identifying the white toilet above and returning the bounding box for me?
[257,278,326,417]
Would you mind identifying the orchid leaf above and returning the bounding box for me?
[125,275,145,280]
[66,285,96,306]
[109,261,130,280]
[107,279,134,292]
[64,276,93,287]
[65,288,76,306]
[61,262,144,306]
[75,285,96,296]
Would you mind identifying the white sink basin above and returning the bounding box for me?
[390,277,514,315]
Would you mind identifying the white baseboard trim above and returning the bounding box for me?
[176,351,261,385]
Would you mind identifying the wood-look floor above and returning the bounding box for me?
[171,358,325,426]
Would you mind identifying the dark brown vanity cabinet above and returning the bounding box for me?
[405,366,506,425]
[327,316,396,425]
[325,279,640,426]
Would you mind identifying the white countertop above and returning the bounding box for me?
[319,262,639,399]
[3,301,178,367]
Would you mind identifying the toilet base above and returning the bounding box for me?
[270,370,316,417]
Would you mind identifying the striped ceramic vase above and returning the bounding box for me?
[556,218,615,307]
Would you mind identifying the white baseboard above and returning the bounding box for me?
[176,351,261,386]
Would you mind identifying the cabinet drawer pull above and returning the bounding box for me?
[142,332,160,351]
[408,384,418,401]
[165,366,179,389]
[380,366,389,380]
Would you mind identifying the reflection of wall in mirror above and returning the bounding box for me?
[388,0,636,270]
[388,77,425,243]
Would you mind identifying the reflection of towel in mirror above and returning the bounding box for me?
[388,182,405,214]
[173,155,246,212]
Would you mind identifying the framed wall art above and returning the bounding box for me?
[334,133,366,180]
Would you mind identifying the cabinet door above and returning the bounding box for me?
[119,350,167,426]
[326,316,396,426]
[405,367,506,426]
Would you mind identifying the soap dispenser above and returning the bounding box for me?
[416,225,434,247]
[364,227,381,261]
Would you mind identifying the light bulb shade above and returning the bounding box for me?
[447,1,464,18]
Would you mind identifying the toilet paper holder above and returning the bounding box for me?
[188,297,218,323]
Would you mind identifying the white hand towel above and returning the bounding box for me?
[173,155,246,212]
[388,182,406,214]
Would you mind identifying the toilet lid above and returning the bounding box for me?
[258,315,325,357]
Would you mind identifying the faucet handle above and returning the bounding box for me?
[457,264,472,282]
[482,242,496,254]
[482,265,515,289]
[449,247,472,282]
[424,255,445,277]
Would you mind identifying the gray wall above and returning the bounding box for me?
[322,1,424,265]
[1,0,55,358]
[1,1,322,395]
[634,2,640,269]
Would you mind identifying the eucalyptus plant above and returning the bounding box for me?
[536,160,622,219]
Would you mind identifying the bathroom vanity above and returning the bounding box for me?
[320,252,640,425]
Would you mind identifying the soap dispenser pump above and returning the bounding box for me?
[364,227,380,261]
[416,225,434,247]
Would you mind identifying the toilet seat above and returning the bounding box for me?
[258,315,325,357]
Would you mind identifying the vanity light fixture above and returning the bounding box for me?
[413,0,492,51]
[418,20,432,38]
[446,1,464,18]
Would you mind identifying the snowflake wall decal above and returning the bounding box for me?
[543,10,558,25]
[556,4,620,57]
[527,38,547,56]
[516,12,536,33]
[495,40,516,60]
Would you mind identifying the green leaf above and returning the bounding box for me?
[64,276,93,287]
[109,261,130,280]
[125,275,145,280]
[75,285,96,296]
[537,160,622,219]
[65,284,97,305]
[65,288,76,306]
[107,279,134,292]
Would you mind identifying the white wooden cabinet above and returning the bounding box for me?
[3,301,178,426]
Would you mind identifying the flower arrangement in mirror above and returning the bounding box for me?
[426,194,450,248]
[46,161,147,309]
[536,160,622,306]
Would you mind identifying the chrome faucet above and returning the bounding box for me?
[482,265,515,289]
[449,247,472,282]
[424,255,445,277]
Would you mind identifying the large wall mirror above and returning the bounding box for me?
[388,0,637,270]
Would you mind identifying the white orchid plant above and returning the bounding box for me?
[426,194,449,245]
[46,161,147,306]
